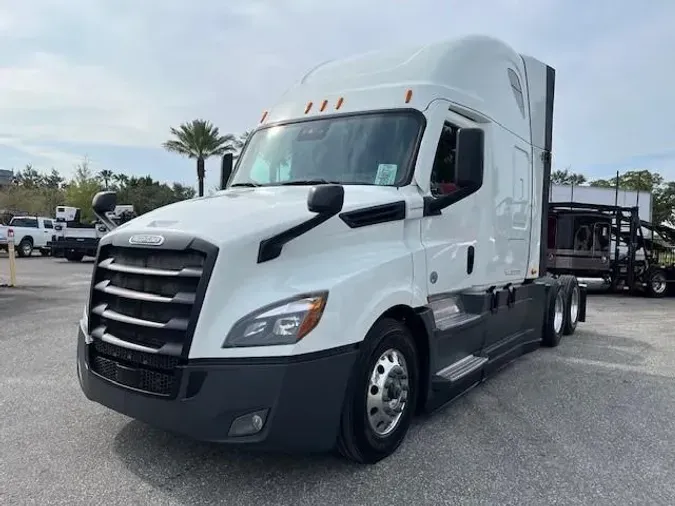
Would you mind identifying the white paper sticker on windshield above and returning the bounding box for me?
[374,164,398,185]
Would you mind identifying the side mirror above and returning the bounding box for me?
[307,184,345,215]
[221,153,233,190]
[92,191,117,214]
[92,191,119,231]
[455,128,484,188]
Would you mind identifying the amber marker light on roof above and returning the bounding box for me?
[320,99,328,112]
[304,101,313,114]
[335,97,344,110]
[260,110,268,123]
[405,89,413,103]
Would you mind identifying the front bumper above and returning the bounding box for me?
[77,327,359,453]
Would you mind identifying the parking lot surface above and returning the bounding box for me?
[1,255,675,505]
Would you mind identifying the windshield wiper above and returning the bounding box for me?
[230,182,259,188]
[280,179,341,186]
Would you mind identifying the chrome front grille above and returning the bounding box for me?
[87,237,218,397]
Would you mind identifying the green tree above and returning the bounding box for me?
[116,175,196,215]
[99,169,114,189]
[113,173,130,189]
[590,169,673,225]
[43,168,65,189]
[162,119,236,197]
[233,129,253,159]
[64,158,103,222]
[551,168,587,186]
[13,164,44,188]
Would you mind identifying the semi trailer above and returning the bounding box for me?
[76,35,588,464]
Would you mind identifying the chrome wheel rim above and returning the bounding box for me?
[366,348,410,437]
[652,274,666,294]
[553,290,564,334]
[22,243,31,255]
[569,286,579,324]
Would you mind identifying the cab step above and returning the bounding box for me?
[436,354,488,383]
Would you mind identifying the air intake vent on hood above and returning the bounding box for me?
[339,201,406,228]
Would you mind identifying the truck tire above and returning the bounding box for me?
[646,269,668,298]
[65,251,85,262]
[17,238,33,258]
[541,282,565,347]
[558,275,580,335]
[336,317,419,464]
[40,248,51,257]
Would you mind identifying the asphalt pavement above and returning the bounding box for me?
[1,255,674,505]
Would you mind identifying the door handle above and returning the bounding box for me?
[467,245,475,274]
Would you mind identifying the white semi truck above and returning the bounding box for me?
[77,35,588,464]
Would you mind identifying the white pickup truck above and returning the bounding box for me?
[0,216,55,257]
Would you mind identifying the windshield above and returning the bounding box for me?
[229,111,423,187]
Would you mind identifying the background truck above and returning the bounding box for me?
[76,34,587,464]
[0,216,55,257]
[48,205,136,261]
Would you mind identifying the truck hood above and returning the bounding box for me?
[112,185,411,245]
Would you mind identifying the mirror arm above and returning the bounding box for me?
[423,184,480,217]
[93,211,118,231]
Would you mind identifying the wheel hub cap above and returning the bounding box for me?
[367,349,410,437]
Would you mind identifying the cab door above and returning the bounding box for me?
[421,120,486,297]
[420,117,487,369]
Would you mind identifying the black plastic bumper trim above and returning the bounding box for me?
[78,328,359,452]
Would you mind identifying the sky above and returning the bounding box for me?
[1,0,674,192]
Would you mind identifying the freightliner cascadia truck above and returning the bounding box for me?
[77,34,588,464]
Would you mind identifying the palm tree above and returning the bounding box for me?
[113,173,130,189]
[162,119,236,196]
[233,129,253,155]
[99,169,114,189]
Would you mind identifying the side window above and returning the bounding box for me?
[507,69,525,117]
[430,122,459,197]
[43,219,53,229]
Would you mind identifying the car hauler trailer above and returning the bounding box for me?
[76,35,588,464]
[547,201,672,297]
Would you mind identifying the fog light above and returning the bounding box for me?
[228,409,269,437]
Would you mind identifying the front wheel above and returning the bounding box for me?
[336,318,418,464]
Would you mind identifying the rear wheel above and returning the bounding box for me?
[646,269,667,298]
[17,238,33,257]
[559,275,580,335]
[336,318,418,464]
[542,282,565,347]
[65,251,85,262]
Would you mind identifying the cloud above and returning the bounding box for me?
[0,0,674,184]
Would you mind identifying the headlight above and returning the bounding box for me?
[223,292,328,347]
